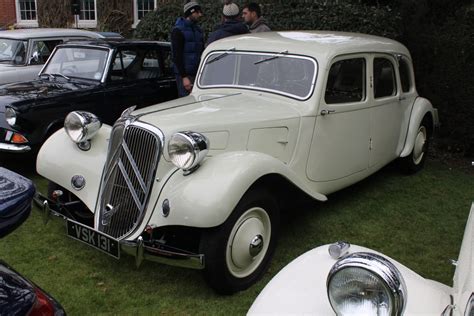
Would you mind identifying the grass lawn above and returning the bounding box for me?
[1,158,474,315]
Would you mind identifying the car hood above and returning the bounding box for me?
[135,92,302,135]
[0,63,19,73]
[0,79,94,112]
[134,92,302,158]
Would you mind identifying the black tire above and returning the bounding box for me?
[399,118,430,174]
[47,181,94,226]
[199,187,280,295]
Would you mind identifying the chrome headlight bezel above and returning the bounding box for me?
[64,111,102,144]
[168,131,209,172]
[327,252,407,316]
[5,107,17,126]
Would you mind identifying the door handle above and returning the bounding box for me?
[320,109,336,116]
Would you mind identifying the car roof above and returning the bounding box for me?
[205,31,411,60]
[0,28,104,40]
[58,39,170,49]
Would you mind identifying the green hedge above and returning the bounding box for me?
[135,0,402,41]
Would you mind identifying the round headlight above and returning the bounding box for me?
[327,252,407,316]
[5,107,16,126]
[168,131,209,171]
[64,111,101,143]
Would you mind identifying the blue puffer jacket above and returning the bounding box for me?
[173,17,204,76]
[206,20,249,46]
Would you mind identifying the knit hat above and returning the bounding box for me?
[184,1,201,17]
[223,1,239,18]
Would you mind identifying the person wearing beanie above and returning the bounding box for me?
[206,0,249,47]
[242,2,271,33]
[171,1,204,97]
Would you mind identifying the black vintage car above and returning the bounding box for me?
[0,39,177,154]
[0,167,66,315]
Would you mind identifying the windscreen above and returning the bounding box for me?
[199,51,317,99]
[0,39,28,65]
[42,47,109,81]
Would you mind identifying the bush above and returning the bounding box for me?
[135,0,402,41]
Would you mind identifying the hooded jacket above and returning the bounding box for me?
[206,20,249,46]
[249,17,271,33]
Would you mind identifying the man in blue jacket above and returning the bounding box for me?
[171,1,204,97]
[206,0,249,47]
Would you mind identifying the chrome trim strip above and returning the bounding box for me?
[0,143,31,152]
[117,159,143,209]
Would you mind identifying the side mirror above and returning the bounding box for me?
[29,51,40,64]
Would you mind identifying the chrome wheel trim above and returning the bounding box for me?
[226,207,271,278]
[413,126,427,165]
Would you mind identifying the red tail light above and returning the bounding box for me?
[28,287,55,316]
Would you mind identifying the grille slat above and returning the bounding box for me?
[98,122,161,239]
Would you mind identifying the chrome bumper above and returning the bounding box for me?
[0,142,31,152]
[34,193,205,270]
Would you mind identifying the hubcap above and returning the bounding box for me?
[249,234,264,257]
[413,126,427,165]
[226,207,271,278]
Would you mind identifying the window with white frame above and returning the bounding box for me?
[78,0,97,28]
[133,0,157,27]
[16,0,38,27]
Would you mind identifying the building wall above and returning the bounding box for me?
[0,0,17,29]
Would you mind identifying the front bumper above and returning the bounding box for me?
[0,142,31,153]
[34,192,205,270]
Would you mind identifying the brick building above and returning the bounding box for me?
[0,0,158,30]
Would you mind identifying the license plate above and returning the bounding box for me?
[67,219,120,259]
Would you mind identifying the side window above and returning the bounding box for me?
[398,57,412,93]
[30,39,62,64]
[139,49,161,79]
[325,58,366,104]
[160,46,173,75]
[110,49,138,81]
[373,58,396,98]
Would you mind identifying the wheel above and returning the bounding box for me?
[200,187,279,294]
[400,119,430,174]
[47,182,93,226]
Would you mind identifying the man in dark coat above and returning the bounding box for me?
[171,1,204,97]
[242,2,271,33]
[206,1,249,47]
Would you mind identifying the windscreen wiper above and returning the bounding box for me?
[206,47,235,65]
[254,50,289,65]
[40,73,70,80]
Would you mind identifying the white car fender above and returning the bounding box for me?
[36,125,111,211]
[147,151,327,229]
[248,244,452,315]
[400,97,438,158]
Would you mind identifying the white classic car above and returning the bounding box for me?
[249,203,474,315]
[36,31,439,294]
[0,28,106,85]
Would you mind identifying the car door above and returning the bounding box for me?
[103,48,146,122]
[368,54,406,168]
[307,55,370,183]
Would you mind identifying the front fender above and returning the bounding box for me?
[400,97,439,157]
[36,125,111,212]
[248,244,452,315]
[148,151,327,229]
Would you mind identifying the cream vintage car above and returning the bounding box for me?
[249,203,474,315]
[36,31,439,294]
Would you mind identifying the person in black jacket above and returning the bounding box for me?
[171,1,204,97]
[206,0,249,47]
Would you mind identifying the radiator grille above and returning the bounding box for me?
[98,123,161,239]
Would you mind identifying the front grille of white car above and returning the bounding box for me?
[97,121,162,239]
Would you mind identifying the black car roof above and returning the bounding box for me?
[58,39,170,49]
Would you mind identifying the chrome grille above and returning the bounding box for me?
[98,121,161,239]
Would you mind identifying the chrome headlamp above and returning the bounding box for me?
[327,252,407,316]
[5,107,17,126]
[168,131,209,173]
[64,111,102,145]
